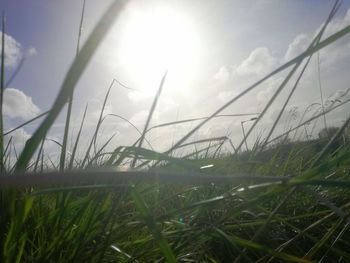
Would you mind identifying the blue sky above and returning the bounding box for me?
[2,0,350,156]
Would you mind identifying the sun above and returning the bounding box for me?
[118,5,201,95]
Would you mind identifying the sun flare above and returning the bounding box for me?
[119,6,201,95]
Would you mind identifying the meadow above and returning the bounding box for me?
[1,0,350,262]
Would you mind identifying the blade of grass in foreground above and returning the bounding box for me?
[0,13,6,172]
[131,71,167,168]
[3,111,50,137]
[214,228,312,263]
[15,0,129,171]
[265,97,350,146]
[68,104,88,170]
[235,1,339,154]
[131,189,177,263]
[81,79,114,168]
[162,20,350,158]
[60,0,87,172]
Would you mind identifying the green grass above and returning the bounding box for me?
[1,0,350,262]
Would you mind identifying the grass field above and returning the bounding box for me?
[1,0,350,262]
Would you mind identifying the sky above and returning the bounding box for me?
[1,0,350,159]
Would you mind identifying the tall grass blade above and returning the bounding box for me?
[266,97,350,146]
[68,104,88,170]
[81,79,114,168]
[60,0,87,171]
[4,110,50,137]
[310,115,350,167]
[106,113,154,149]
[236,1,339,154]
[131,71,167,168]
[131,189,177,263]
[4,56,24,89]
[0,12,6,172]
[15,0,129,171]
[163,14,350,156]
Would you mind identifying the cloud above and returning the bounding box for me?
[284,34,310,61]
[4,128,31,158]
[213,66,230,84]
[6,127,31,143]
[323,8,350,38]
[129,110,148,128]
[127,90,149,103]
[0,31,22,68]
[284,8,350,65]
[236,47,278,76]
[3,88,41,120]
[26,47,38,57]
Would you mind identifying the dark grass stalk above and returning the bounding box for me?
[131,71,167,168]
[60,0,87,171]
[236,1,339,154]
[136,137,229,169]
[261,3,340,150]
[34,138,45,172]
[260,53,315,151]
[68,105,88,170]
[292,103,320,141]
[0,170,291,189]
[146,113,260,133]
[213,140,225,158]
[3,136,11,169]
[204,141,212,159]
[0,13,6,172]
[265,97,350,146]
[266,201,350,262]
[86,133,117,167]
[15,0,129,171]
[318,222,350,262]
[170,136,228,151]
[233,187,295,262]
[214,228,311,263]
[68,104,88,170]
[105,113,154,150]
[317,52,328,134]
[131,189,177,263]
[4,56,24,89]
[182,142,222,159]
[4,110,50,137]
[154,21,350,163]
[309,115,350,167]
[81,79,115,168]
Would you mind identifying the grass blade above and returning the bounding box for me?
[15,0,129,171]
[0,12,6,171]
[60,0,87,172]
[131,189,177,263]
[131,71,167,168]
[68,104,88,170]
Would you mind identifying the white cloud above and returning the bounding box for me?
[284,8,350,65]
[129,110,148,127]
[127,90,149,103]
[26,46,37,57]
[3,88,41,120]
[4,128,31,158]
[284,34,310,61]
[213,66,230,84]
[0,31,22,68]
[323,8,350,38]
[236,47,278,76]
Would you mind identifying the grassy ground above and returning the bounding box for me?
[1,0,350,262]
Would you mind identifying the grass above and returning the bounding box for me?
[1,0,350,262]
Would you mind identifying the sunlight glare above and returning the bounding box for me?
[119,6,201,95]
